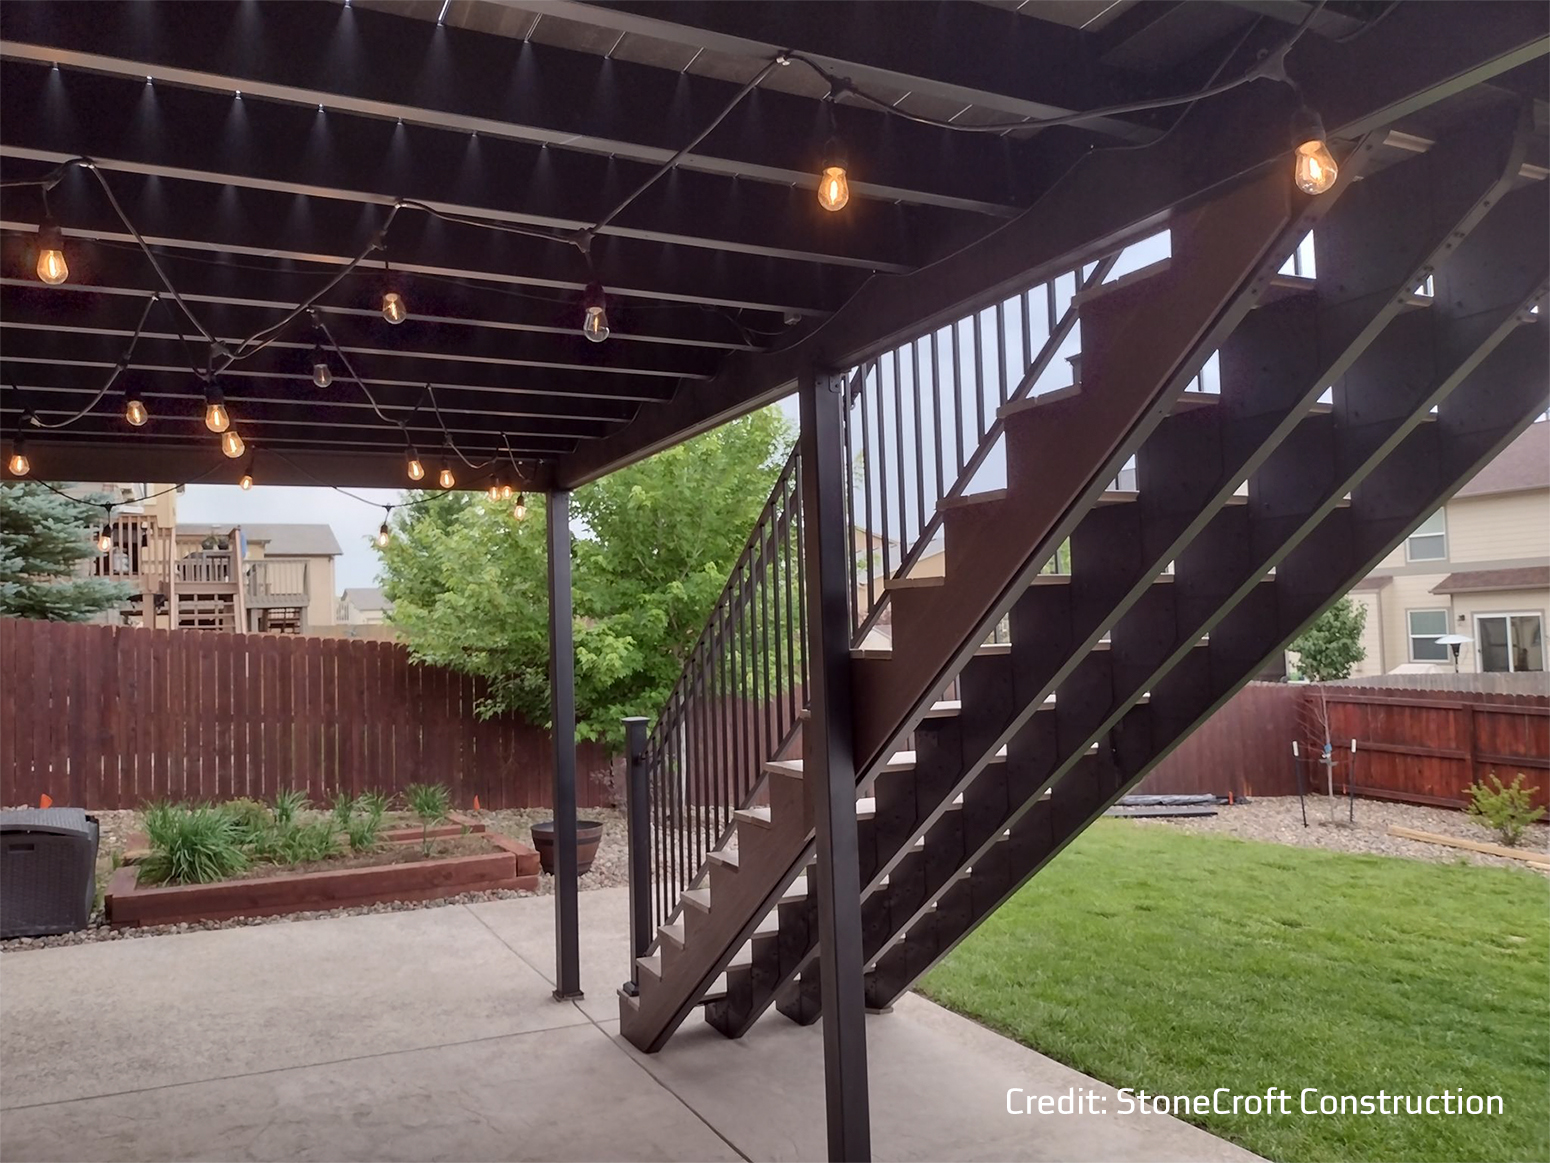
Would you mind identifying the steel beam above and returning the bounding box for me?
[500,1,1161,142]
[548,488,584,1001]
[3,160,853,318]
[0,61,944,274]
[0,0,1026,217]
[554,1,1550,487]
[798,364,871,1162]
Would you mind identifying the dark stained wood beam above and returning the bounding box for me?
[555,0,1550,488]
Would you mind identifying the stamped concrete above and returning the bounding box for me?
[1,888,1259,1162]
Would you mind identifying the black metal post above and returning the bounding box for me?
[548,488,583,1001]
[623,715,650,992]
[799,364,872,1162]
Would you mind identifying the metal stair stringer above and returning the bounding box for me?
[704,110,1540,1037]
[864,306,1550,1008]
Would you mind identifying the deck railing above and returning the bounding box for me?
[245,558,309,602]
[174,553,234,585]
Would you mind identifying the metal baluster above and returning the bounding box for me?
[842,387,858,642]
[951,321,965,477]
[892,348,908,555]
[996,300,1009,406]
[930,329,944,502]
[972,314,986,445]
[873,361,892,593]
[911,339,926,538]
[858,367,877,637]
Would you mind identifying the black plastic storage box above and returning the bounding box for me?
[0,808,101,938]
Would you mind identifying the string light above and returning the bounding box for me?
[35,218,68,285]
[8,435,30,477]
[817,140,849,212]
[512,492,527,520]
[487,482,502,502]
[500,483,513,501]
[123,391,148,427]
[377,519,391,547]
[203,384,231,433]
[582,282,610,343]
[438,459,455,489]
[97,525,113,553]
[380,256,407,324]
[406,446,426,482]
[239,471,254,490]
[1291,106,1337,195]
[311,345,333,387]
[220,428,246,459]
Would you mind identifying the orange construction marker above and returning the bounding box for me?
[38,793,53,808]
[473,795,481,812]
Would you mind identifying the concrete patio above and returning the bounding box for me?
[0,888,1255,1162]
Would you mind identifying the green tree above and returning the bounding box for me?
[0,482,132,621]
[1289,595,1367,681]
[379,408,793,751]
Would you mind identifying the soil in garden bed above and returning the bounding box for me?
[139,835,498,886]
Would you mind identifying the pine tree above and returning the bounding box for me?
[0,482,134,621]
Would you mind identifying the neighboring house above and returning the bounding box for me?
[1343,420,1549,676]
[175,523,342,633]
[338,587,394,625]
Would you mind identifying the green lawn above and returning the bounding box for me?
[919,821,1549,1163]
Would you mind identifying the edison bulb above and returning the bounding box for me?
[487,484,502,502]
[818,165,849,212]
[382,291,407,325]
[312,357,333,388]
[377,522,391,548]
[239,473,254,490]
[221,429,246,459]
[406,454,425,482]
[37,246,68,285]
[7,450,29,476]
[97,528,113,553]
[124,397,148,427]
[512,494,527,521]
[204,400,230,433]
[582,304,610,343]
[1294,140,1338,195]
[500,484,513,501]
[438,465,455,489]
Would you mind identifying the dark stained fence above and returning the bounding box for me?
[1136,679,1550,809]
[0,618,614,810]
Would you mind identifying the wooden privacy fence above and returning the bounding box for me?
[0,618,614,810]
[1137,679,1550,809]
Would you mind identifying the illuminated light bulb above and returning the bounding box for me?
[381,290,407,325]
[1291,106,1338,196]
[438,463,455,489]
[500,483,513,501]
[406,447,425,482]
[817,165,849,212]
[97,527,113,553]
[35,220,68,285]
[239,473,254,491]
[512,493,527,521]
[124,395,148,427]
[221,429,246,459]
[311,347,333,388]
[377,522,391,548]
[203,386,230,433]
[487,483,502,502]
[582,282,610,343]
[7,438,29,477]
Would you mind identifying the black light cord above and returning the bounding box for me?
[18,293,159,428]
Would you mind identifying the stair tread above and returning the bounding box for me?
[937,489,1007,511]
[997,383,1081,419]
[681,888,711,913]
[733,806,772,829]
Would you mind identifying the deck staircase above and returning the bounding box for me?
[619,110,1548,1053]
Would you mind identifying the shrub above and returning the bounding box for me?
[273,788,309,828]
[270,817,339,865]
[346,813,383,854]
[358,790,390,821]
[139,804,248,885]
[405,782,451,855]
[1466,773,1546,847]
[218,798,273,843]
[330,792,358,829]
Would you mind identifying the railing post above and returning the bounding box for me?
[622,715,650,992]
[799,363,872,1162]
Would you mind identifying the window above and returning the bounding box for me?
[1476,613,1545,673]
[1406,510,1447,562]
[1408,609,1450,661]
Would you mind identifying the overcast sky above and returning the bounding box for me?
[177,484,401,593]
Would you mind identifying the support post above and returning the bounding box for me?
[548,488,583,1001]
[798,364,872,1162]
[623,715,650,992]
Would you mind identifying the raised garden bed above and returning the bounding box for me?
[105,826,539,928]
[121,812,488,863]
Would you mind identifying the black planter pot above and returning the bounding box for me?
[530,819,605,876]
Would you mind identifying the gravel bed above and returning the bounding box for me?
[0,805,628,953]
[1134,795,1550,873]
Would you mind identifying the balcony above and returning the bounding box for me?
[245,558,309,608]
